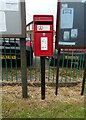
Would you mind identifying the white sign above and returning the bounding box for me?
[0,0,19,11]
[71,29,78,38]
[6,0,19,11]
[0,11,6,32]
[59,42,75,46]
[60,8,74,29]
[0,0,6,11]
[81,0,86,3]
[63,31,70,40]
[61,4,68,8]
[41,37,48,50]
[37,25,50,31]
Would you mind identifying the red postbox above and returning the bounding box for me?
[33,15,54,56]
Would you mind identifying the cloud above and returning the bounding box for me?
[25,0,57,29]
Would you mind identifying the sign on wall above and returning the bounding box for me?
[0,0,26,38]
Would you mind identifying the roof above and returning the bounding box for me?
[26,21,33,27]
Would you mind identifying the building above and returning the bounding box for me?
[26,21,34,42]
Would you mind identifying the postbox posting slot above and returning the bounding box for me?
[34,21,53,24]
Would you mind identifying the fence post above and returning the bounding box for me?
[20,38,28,98]
[55,49,60,95]
[81,53,86,95]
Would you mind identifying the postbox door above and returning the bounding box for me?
[34,32,53,56]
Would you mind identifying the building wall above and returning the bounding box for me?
[27,30,34,42]
[26,22,34,45]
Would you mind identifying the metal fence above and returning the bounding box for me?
[1,38,85,83]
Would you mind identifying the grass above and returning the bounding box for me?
[2,98,84,119]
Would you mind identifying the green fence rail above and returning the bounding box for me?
[1,38,85,83]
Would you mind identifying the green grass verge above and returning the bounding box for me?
[2,98,84,118]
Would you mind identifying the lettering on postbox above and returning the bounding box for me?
[33,15,54,56]
[37,25,50,31]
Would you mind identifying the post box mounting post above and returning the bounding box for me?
[41,56,45,100]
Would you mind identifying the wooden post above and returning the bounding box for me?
[55,49,60,95]
[20,38,28,98]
